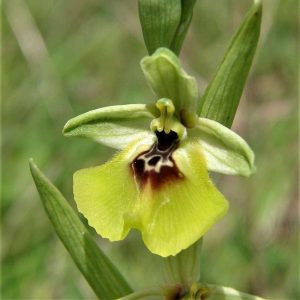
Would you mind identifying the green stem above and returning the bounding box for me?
[164,238,203,288]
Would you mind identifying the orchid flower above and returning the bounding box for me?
[63,48,255,257]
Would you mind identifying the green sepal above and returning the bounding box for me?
[198,0,262,127]
[141,48,198,113]
[29,159,132,299]
[63,104,157,149]
[188,118,255,176]
[138,0,181,55]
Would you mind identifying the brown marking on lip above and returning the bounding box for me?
[130,131,184,190]
[148,161,183,189]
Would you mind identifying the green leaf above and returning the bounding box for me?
[170,0,197,54]
[138,0,181,54]
[29,159,133,299]
[205,284,268,300]
[141,48,198,113]
[63,104,157,149]
[198,0,262,127]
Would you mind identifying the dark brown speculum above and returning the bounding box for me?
[131,131,184,190]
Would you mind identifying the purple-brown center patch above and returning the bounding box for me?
[131,131,184,190]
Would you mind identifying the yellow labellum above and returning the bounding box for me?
[73,137,228,257]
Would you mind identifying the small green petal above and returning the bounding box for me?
[73,136,155,241]
[63,104,158,149]
[141,48,198,113]
[139,141,228,257]
[188,118,255,176]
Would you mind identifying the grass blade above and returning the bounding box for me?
[198,0,262,127]
[29,159,133,299]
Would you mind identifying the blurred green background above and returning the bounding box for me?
[2,0,298,299]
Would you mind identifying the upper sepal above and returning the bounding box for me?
[63,104,158,149]
[189,118,255,176]
[141,48,199,113]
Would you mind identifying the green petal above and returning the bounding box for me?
[63,104,158,149]
[139,141,228,257]
[141,48,198,113]
[188,118,255,176]
[73,136,155,241]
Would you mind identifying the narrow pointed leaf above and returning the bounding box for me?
[198,0,262,127]
[188,118,255,176]
[29,159,132,299]
[170,0,197,54]
[138,0,181,54]
[63,104,157,149]
[141,48,198,112]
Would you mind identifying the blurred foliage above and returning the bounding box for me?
[2,0,298,299]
